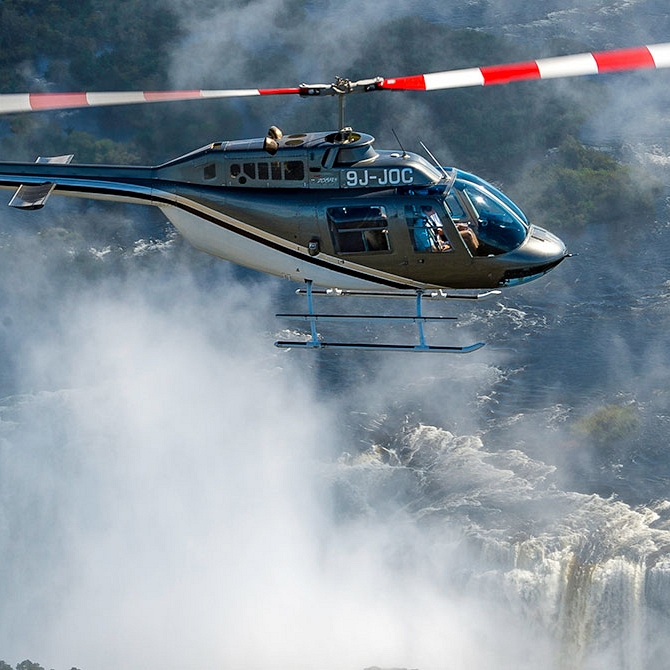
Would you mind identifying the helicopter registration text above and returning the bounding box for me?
[345,168,413,188]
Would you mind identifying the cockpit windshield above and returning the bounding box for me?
[447,174,529,255]
[453,170,528,224]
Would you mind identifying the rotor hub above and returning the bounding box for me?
[298,76,383,98]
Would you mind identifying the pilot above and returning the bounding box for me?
[416,205,450,251]
[457,222,479,254]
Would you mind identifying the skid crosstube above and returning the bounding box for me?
[275,281,487,354]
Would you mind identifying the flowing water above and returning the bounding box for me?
[1,166,670,670]
[3,4,670,664]
[302,153,670,668]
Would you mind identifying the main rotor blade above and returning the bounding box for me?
[2,42,670,115]
[381,43,670,91]
[0,87,302,115]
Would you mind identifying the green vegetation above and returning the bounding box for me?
[350,19,598,175]
[514,136,663,228]
[0,0,179,92]
[0,2,661,226]
[0,661,80,670]
[2,120,142,164]
[574,404,640,445]
[0,0,186,162]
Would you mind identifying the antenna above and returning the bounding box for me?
[419,140,453,182]
[391,128,410,158]
[419,140,458,192]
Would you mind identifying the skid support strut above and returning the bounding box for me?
[274,281,485,353]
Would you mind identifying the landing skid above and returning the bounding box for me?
[274,281,490,353]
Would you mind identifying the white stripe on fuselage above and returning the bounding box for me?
[158,196,414,290]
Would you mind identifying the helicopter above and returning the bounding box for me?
[0,42,668,352]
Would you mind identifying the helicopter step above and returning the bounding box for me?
[274,281,485,353]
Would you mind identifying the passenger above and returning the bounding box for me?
[364,211,389,251]
[415,205,450,251]
[364,227,389,251]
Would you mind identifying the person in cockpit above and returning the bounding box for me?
[457,222,479,254]
[416,205,450,251]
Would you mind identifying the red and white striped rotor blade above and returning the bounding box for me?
[3,42,670,114]
[381,42,670,91]
[0,86,302,115]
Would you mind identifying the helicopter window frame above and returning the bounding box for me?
[327,205,391,255]
[271,161,282,180]
[226,159,305,185]
[444,192,467,222]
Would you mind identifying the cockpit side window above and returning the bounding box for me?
[327,205,391,254]
[445,192,467,221]
[405,204,452,252]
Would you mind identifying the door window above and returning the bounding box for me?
[327,206,391,253]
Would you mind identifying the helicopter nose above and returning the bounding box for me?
[501,225,568,286]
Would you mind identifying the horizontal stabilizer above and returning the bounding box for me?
[275,340,485,353]
[8,154,73,209]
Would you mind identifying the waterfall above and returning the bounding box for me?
[333,424,670,670]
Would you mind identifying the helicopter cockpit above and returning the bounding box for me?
[439,171,529,256]
[445,170,529,256]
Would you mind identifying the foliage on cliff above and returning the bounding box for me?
[0,2,660,225]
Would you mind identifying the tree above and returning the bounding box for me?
[512,136,661,229]
[16,661,45,670]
